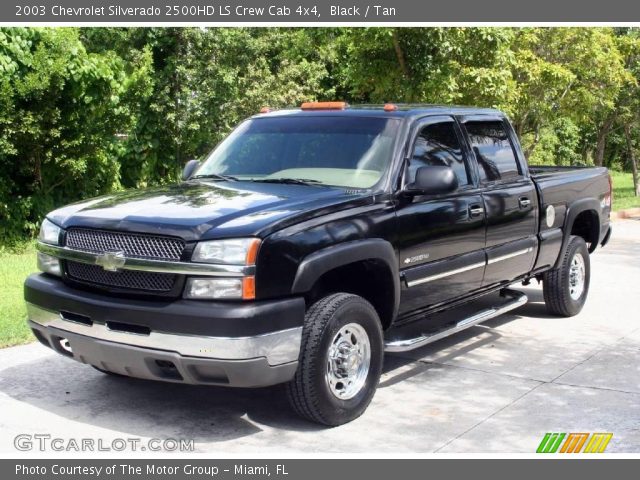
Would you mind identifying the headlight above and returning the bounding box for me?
[185,278,245,299]
[189,238,259,300]
[37,252,61,277]
[38,219,61,245]
[192,238,260,265]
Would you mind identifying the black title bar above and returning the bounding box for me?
[4,0,640,22]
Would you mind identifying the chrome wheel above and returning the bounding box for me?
[569,252,586,300]
[325,323,371,400]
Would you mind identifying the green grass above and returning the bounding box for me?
[611,171,640,212]
[0,243,37,348]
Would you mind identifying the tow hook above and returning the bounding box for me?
[59,338,73,354]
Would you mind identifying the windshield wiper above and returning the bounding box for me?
[251,178,324,186]
[190,173,239,181]
[192,175,325,186]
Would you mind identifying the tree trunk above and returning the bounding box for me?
[171,28,184,180]
[624,124,640,197]
[524,126,540,159]
[594,115,615,167]
[33,150,42,190]
[392,29,410,79]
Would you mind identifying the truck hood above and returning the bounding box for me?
[47,180,371,241]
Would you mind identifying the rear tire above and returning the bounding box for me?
[543,235,590,317]
[286,293,384,426]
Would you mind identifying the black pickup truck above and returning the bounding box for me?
[25,103,612,426]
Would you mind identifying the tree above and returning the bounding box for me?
[2,26,640,246]
[510,28,630,166]
[336,27,515,106]
[82,28,334,186]
[0,27,138,244]
[615,29,640,196]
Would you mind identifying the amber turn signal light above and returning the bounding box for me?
[245,239,261,265]
[242,276,256,300]
[300,101,347,110]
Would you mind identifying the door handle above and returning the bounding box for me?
[519,197,531,209]
[469,204,484,217]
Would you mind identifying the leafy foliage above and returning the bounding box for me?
[1,27,639,245]
[0,28,140,244]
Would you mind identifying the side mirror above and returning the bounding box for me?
[406,165,458,195]
[182,159,200,180]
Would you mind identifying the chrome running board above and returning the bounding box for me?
[384,289,528,353]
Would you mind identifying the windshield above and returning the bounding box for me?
[195,116,400,189]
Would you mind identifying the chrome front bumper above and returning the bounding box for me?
[27,303,302,387]
[27,303,301,365]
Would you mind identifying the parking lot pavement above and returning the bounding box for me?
[0,220,638,454]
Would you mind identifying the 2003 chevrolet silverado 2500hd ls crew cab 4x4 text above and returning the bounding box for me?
[25,102,613,426]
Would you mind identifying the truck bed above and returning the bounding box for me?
[530,165,610,214]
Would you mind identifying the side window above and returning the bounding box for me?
[409,121,469,187]
[465,121,521,182]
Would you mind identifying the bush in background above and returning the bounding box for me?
[1,27,639,247]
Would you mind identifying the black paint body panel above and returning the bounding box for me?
[25,274,305,337]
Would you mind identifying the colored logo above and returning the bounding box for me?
[537,432,613,453]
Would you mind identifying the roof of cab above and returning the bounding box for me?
[254,104,504,120]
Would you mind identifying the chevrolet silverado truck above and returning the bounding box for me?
[25,103,612,426]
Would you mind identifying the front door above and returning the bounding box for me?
[396,116,486,318]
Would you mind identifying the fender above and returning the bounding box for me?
[555,197,601,268]
[291,239,401,321]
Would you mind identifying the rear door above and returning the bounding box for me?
[396,116,486,317]
[460,116,538,286]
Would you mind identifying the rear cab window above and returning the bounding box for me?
[464,120,522,183]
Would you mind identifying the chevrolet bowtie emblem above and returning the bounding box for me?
[95,250,126,272]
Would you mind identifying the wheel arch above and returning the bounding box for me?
[291,239,400,329]
[555,198,601,268]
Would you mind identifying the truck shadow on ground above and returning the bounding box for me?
[0,288,547,442]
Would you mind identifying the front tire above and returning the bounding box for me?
[543,235,591,317]
[286,293,384,426]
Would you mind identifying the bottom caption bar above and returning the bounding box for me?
[3,459,637,480]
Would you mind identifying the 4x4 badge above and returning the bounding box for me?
[95,251,126,272]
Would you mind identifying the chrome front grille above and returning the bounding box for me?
[66,261,177,292]
[65,228,185,261]
[63,228,184,294]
